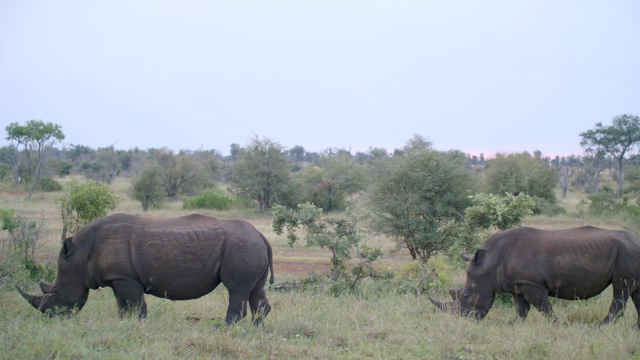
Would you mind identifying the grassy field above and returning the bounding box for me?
[2,179,640,359]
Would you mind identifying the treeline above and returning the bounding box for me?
[0,134,620,211]
[3,115,640,217]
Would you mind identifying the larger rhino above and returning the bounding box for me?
[430,226,640,327]
[17,213,274,325]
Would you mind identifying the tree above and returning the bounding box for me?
[229,136,290,211]
[273,203,382,284]
[57,179,120,240]
[288,145,306,163]
[153,149,211,199]
[5,120,65,199]
[552,155,580,197]
[368,143,476,263]
[132,165,166,211]
[483,152,557,210]
[580,114,640,196]
[298,152,367,212]
[439,193,535,259]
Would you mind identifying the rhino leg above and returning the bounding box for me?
[111,280,147,319]
[513,293,531,320]
[249,287,271,326]
[602,286,630,325]
[630,290,640,329]
[225,290,249,325]
[517,285,556,321]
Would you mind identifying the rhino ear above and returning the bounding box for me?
[63,237,75,258]
[473,249,486,265]
[461,253,472,262]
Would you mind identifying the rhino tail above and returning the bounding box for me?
[262,233,275,285]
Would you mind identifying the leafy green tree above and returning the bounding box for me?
[57,179,120,240]
[368,142,476,263]
[298,152,367,212]
[132,165,166,211]
[154,149,212,199]
[5,120,65,199]
[439,193,535,260]
[229,136,290,211]
[273,203,381,283]
[288,145,306,163]
[580,114,640,196]
[484,152,557,210]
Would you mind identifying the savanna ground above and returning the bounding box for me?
[2,178,640,359]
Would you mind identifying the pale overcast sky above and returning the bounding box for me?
[1,1,639,157]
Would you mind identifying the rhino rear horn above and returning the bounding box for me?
[449,288,461,301]
[40,282,52,294]
[461,253,472,262]
[16,285,43,310]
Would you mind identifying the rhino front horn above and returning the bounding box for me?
[16,285,43,310]
[429,297,448,312]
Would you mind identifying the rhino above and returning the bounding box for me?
[17,213,274,325]
[430,226,640,327]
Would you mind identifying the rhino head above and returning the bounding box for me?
[430,250,495,320]
[16,237,89,316]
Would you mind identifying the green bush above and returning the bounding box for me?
[183,189,233,210]
[390,257,454,295]
[532,196,567,216]
[36,177,63,192]
[58,179,120,239]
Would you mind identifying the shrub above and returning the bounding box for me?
[393,257,454,295]
[0,209,55,283]
[132,166,166,211]
[36,177,63,192]
[183,189,233,210]
[58,179,120,240]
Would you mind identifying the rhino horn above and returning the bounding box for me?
[16,285,43,310]
[461,252,472,262]
[429,297,449,312]
[40,282,52,294]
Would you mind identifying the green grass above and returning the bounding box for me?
[3,178,640,358]
[3,286,640,359]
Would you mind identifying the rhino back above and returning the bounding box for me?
[84,215,268,299]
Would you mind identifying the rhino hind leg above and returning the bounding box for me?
[601,286,631,325]
[249,287,271,326]
[630,290,640,328]
[225,290,249,325]
[111,280,148,319]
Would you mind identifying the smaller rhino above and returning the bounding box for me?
[430,226,640,327]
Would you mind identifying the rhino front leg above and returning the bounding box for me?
[225,290,249,325]
[512,293,531,321]
[601,286,630,325]
[517,285,557,322]
[111,280,147,319]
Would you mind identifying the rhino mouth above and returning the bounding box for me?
[16,284,74,316]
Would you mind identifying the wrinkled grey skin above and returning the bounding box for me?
[430,226,640,327]
[17,213,274,325]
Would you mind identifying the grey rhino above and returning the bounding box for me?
[430,226,640,327]
[17,213,274,325]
